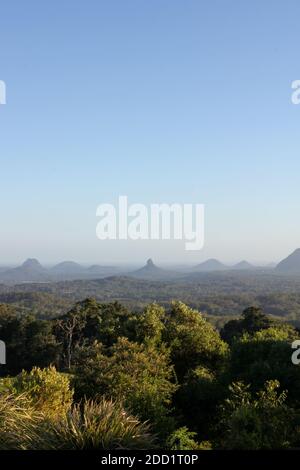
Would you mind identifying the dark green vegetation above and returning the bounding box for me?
[0,298,300,449]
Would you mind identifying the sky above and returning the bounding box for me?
[0,0,300,265]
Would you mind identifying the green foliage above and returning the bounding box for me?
[166,426,210,450]
[163,301,228,379]
[220,380,299,449]
[1,295,300,450]
[175,366,225,438]
[72,337,177,436]
[1,366,73,419]
[228,326,300,402]
[221,306,299,344]
[0,305,59,376]
[59,299,132,345]
[220,306,274,344]
[54,299,134,369]
[135,303,165,345]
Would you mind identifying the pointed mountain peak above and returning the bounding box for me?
[146,258,155,267]
[129,258,179,280]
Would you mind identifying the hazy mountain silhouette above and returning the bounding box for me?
[276,249,300,273]
[128,258,180,281]
[0,258,50,283]
[194,258,227,272]
[0,259,121,283]
[51,261,85,275]
[233,260,255,270]
[50,261,121,279]
[87,265,119,276]
[0,253,288,284]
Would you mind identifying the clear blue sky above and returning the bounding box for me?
[0,0,300,265]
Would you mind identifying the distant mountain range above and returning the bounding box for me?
[1,249,299,284]
[194,258,255,272]
[0,258,50,283]
[0,259,119,284]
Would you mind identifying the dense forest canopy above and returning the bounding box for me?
[0,297,300,450]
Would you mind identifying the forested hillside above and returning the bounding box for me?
[2,272,300,327]
[0,299,299,449]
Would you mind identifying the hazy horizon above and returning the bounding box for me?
[0,247,294,266]
[0,253,289,268]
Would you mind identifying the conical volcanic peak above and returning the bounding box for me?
[128,259,180,281]
[146,258,155,267]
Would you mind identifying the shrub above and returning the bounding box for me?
[37,398,156,450]
[166,426,210,450]
[228,327,300,402]
[219,380,300,449]
[1,366,73,419]
[73,338,177,436]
